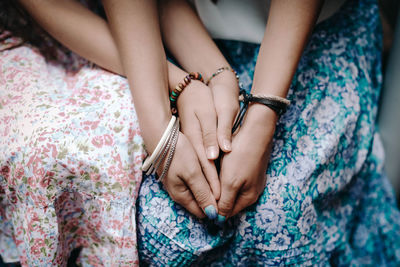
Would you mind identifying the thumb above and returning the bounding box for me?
[216,179,241,224]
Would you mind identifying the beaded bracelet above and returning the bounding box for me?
[205,66,239,86]
[170,72,204,115]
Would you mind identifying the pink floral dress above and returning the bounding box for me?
[0,32,145,266]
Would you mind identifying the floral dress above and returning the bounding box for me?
[0,32,145,265]
[137,0,400,265]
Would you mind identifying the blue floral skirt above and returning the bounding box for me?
[137,0,400,265]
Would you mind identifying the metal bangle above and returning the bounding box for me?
[150,119,179,175]
[158,119,180,182]
[205,66,239,86]
[142,116,177,172]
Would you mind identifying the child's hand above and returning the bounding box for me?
[217,105,277,221]
[177,80,221,199]
[159,132,218,219]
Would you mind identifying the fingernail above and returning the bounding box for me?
[206,146,218,159]
[204,205,217,219]
[223,139,231,151]
[217,214,226,224]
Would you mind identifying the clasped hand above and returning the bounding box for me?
[160,72,277,222]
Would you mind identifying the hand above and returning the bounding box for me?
[208,70,240,153]
[177,80,220,199]
[217,105,277,222]
[159,132,219,219]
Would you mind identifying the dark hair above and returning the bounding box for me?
[0,0,55,57]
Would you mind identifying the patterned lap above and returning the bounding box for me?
[137,0,400,265]
[0,42,145,266]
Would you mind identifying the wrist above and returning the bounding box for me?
[207,67,238,88]
[136,108,172,154]
[241,104,278,137]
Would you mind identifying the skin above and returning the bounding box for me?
[159,0,240,201]
[18,0,219,218]
[160,0,323,220]
[218,0,324,219]
[18,0,323,221]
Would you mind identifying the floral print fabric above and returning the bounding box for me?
[0,34,145,265]
[137,0,400,265]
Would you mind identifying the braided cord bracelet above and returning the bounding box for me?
[232,89,291,133]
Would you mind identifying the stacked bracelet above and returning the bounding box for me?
[142,116,180,182]
[170,72,204,115]
[206,66,239,86]
[232,89,291,133]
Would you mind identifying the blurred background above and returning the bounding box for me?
[379,0,400,204]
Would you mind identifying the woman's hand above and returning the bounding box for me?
[207,70,240,153]
[177,80,220,199]
[159,132,218,219]
[217,105,277,221]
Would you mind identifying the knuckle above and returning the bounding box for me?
[197,158,208,172]
[192,190,210,206]
[218,200,233,214]
[181,168,200,184]
[202,130,217,143]
[185,164,200,179]
[173,194,188,206]
[218,124,232,136]
[247,191,260,205]
[228,178,242,191]
[169,193,180,203]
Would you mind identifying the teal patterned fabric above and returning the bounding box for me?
[137,0,400,265]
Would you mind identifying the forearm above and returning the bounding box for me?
[252,0,323,97]
[102,0,172,152]
[245,0,322,128]
[19,0,188,91]
[18,0,124,75]
[160,0,230,78]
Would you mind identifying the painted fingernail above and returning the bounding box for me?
[223,139,231,151]
[217,214,226,224]
[206,146,218,159]
[204,205,217,219]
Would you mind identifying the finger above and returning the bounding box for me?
[183,164,219,220]
[197,153,220,201]
[182,120,221,200]
[167,181,205,218]
[196,109,219,160]
[212,84,240,152]
[230,190,260,217]
[216,105,238,152]
[217,177,243,223]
